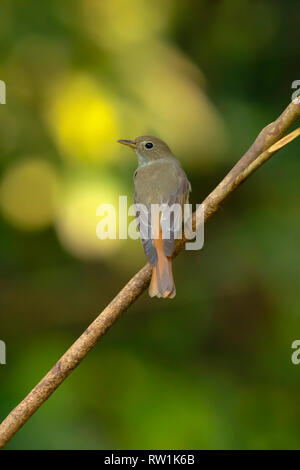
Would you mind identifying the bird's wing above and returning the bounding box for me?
[133,200,158,266]
[134,161,191,264]
[161,165,191,257]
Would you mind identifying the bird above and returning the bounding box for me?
[118,136,191,299]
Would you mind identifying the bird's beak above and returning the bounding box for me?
[117,139,137,149]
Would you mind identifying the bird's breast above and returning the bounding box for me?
[134,159,186,206]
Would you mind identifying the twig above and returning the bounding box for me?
[0,101,299,449]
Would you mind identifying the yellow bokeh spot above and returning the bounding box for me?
[0,159,59,230]
[55,177,124,260]
[47,74,119,163]
[116,42,228,168]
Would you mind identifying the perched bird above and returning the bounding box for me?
[118,136,191,299]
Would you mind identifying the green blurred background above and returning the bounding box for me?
[0,0,300,450]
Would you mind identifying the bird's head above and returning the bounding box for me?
[118,136,173,165]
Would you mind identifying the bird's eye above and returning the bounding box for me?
[145,142,153,149]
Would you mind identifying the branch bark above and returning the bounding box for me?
[0,101,299,449]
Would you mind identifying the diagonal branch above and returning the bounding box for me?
[0,101,299,449]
